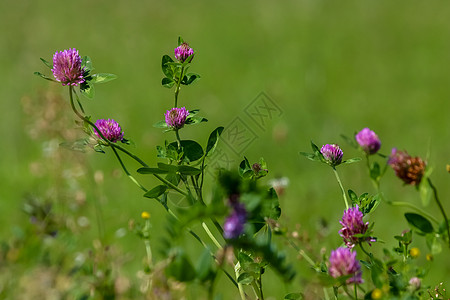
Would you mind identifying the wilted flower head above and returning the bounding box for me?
[165,107,189,130]
[321,144,343,167]
[94,119,124,143]
[355,128,381,155]
[52,48,85,86]
[174,42,194,62]
[223,203,247,239]
[329,247,363,284]
[339,205,375,248]
[388,148,426,186]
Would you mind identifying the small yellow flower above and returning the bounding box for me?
[446,164,450,173]
[426,253,433,261]
[371,288,383,299]
[410,247,420,258]
[141,211,150,219]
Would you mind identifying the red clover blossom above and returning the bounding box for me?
[165,107,189,130]
[388,148,426,186]
[355,128,381,155]
[339,205,375,248]
[321,144,343,167]
[174,42,194,63]
[52,48,85,86]
[94,119,124,143]
[329,247,363,284]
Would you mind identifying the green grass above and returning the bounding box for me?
[1,0,450,298]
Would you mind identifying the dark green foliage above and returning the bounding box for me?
[404,213,434,234]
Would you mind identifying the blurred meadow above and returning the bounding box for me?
[1,0,450,298]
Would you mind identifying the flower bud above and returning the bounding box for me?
[355,128,381,155]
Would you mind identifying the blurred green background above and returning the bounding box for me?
[1,0,450,298]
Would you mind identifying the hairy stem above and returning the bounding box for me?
[174,65,185,107]
[333,168,349,210]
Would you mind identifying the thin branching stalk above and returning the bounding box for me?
[333,167,349,209]
[428,178,450,248]
[111,147,148,193]
[387,201,439,224]
[202,222,222,249]
[286,238,319,271]
[67,86,243,290]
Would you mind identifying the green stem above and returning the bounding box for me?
[202,222,222,249]
[143,219,154,294]
[365,155,380,191]
[111,143,148,167]
[71,87,189,197]
[343,285,356,300]
[143,220,153,268]
[112,144,187,196]
[192,176,224,235]
[258,271,264,300]
[251,280,263,300]
[200,156,206,193]
[354,283,358,300]
[67,87,240,290]
[428,178,450,248]
[359,242,371,258]
[175,129,181,149]
[286,238,319,271]
[166,207,238,288]
[174,65,185,107]
[332,168,349,209]
[387,201,439,224]
[235,261,247,300]
[111,147,148,193]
